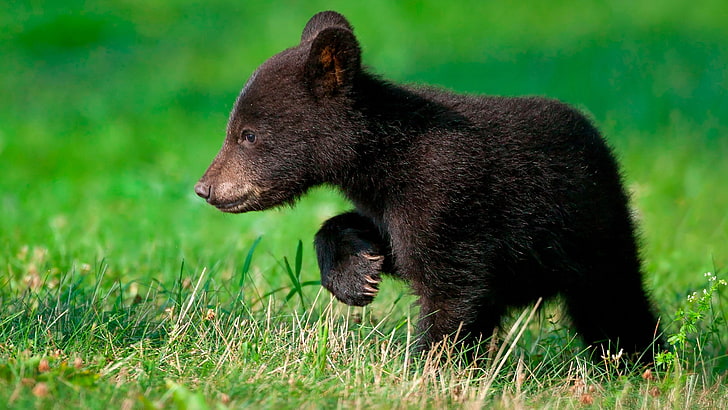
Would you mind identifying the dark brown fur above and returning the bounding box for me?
[195,11,661,361]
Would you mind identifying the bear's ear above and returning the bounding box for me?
[301,11,353,43]
[304,27,361,97]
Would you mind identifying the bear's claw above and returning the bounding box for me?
[364,274,381,285]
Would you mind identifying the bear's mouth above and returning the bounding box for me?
[209,184,275,214]
[215,197,252,213]
[210,184,268,214]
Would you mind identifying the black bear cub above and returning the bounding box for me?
[195,11,661,361]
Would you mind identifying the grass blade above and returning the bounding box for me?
[240,236,263,288]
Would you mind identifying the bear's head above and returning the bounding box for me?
[194,11,363,213]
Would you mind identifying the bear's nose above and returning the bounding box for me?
[194,181,211,200]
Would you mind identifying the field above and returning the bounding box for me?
[1,1,727,408]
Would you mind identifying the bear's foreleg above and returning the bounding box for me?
[314,212,393,306]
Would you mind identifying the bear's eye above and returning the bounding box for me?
[237,131,257,145]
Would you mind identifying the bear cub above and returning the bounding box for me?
[195,11,661,361]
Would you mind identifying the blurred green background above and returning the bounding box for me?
[1,0,726,310]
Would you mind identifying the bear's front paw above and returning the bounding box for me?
[322,253,384,306]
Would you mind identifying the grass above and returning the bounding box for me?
[1,0,727,407]
[1,267,725,408]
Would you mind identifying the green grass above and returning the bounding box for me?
[1,0,727,407]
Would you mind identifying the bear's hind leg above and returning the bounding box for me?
[564,274,661,363]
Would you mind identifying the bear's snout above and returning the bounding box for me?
[193,178,263,213]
